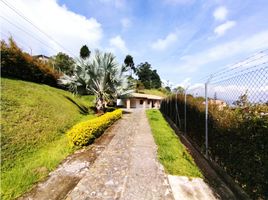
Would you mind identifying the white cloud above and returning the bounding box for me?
[176,77,191,88]
[161,79,175,88]
[214,21,236,36]
[120,18,131,29]
[109,35,128,54]
[175,30,268,73]
[151,33,177,51]
[0,0,102,57]
[213,6,228,21]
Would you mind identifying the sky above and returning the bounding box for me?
[1,0,268,88]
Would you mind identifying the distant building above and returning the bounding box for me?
[33,54,50,62]
[117,92,163,109]
[203,99,227,110]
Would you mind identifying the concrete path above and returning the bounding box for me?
[21,109,225,200]
[66,109,174,200]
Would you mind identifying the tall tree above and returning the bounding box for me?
[151,69,161,89]
[80,45,91,59]
[51,52,75,75]
[173,86,185,94]
[234,90,249,107]
[136,62,152,89]
[124,55,136,76]
[136,62,161,89]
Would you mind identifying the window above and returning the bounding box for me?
[140,100,143,105]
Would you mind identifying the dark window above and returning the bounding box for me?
[140,100,143,105]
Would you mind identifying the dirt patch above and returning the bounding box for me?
[18,124,117,200]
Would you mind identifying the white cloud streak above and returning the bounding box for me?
[109,35,128,54]
[151,33,177,51]
[175,30,268,73]
[214,20,236,36]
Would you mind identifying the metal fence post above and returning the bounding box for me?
[175,91,178,125]
[205,76,212,158]
[184,89,187,135]
[205,82,208,158]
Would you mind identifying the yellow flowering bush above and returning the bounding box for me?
[67,109,122,146]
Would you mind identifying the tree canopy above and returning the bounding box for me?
[80,45,91,59]
[60,50,130,112]
[51,52,75,76]
[124,54,136,76]
[136,62,161,89]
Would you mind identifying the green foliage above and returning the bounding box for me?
[60,50,130,112]
[151,69,162,88]
[1,78,95,199]
[136,62,161,89]
[233,90,249,107]
[80,45,91,59]
[124,54,136,76]
[161,94,268,199]
[67,109,122,146]
[138,89,168,97]
[165,86,171,92]
[1,38,60,87]
[173,86,185,94]
[146,109,203,177]
[51,52,75,75]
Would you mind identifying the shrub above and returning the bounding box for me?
[67,109,122,146]
[161,95,268,199]
[1,38,61,87]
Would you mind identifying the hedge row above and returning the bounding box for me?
[1,38,61,87]
[67,109,122,146]
[160,95,268,200]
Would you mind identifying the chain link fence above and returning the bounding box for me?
[160,55,268,199]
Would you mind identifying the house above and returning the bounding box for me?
[33,54,50,62]
[203,99,227,110]
[117,93,163,109]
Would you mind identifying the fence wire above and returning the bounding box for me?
[160,62,268,200]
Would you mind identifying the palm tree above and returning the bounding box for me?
[61,50,130,113]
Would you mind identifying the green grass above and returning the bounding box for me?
[1,78,95,200]
[146,109,203,178]
[138,89,168,97]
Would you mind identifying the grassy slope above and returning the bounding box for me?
[146,109,202,178]
[1,78,95,200]
[138,89,168,97]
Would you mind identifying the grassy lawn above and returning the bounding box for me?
[138,89,168,97]
[1,78,95,200]
[146,109,203,178]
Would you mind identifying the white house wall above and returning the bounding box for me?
[117,98,161,109]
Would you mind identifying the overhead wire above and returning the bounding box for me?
[0,15,60,53]
[193,49,268,83]
[0,0,76,57]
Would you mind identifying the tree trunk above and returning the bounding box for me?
[96,97,105,114]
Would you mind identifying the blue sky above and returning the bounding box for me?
[1,0,268,87]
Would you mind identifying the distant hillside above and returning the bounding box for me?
[1,78,95,199]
